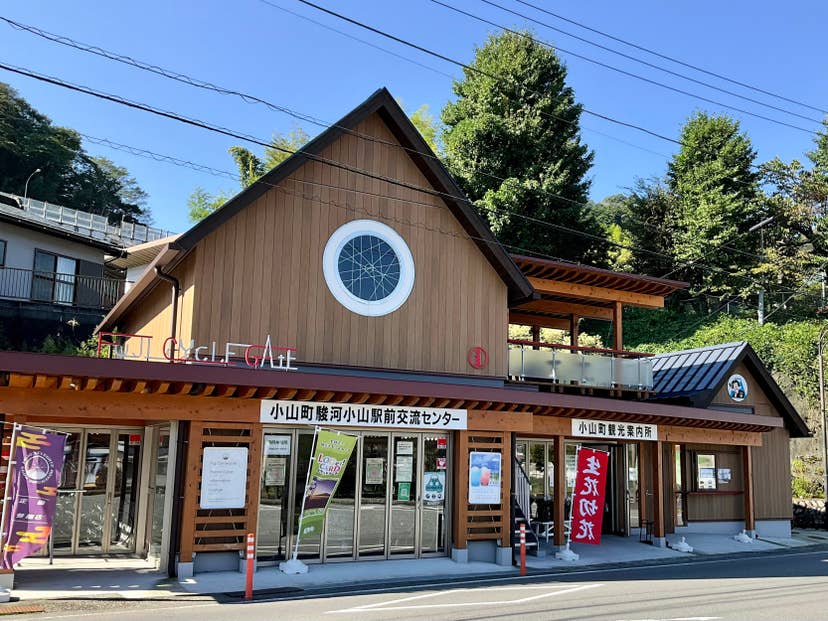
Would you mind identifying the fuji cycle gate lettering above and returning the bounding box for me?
[569,447,609,545]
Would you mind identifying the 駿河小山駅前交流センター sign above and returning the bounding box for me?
[260,400,467,430]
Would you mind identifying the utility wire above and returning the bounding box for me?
[511,0,828,116]
[433,0,819,132]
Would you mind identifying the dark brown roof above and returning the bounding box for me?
[0,351,783,434]
[99,88,534,331]
[511,254,688,297]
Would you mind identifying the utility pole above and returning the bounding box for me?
[819,324,828,526]
[749,217,774,325]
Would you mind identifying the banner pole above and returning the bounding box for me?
[0,423,20,565]
[291,426,319,563]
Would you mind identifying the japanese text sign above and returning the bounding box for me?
[570,447,609,546]
[260,400,467,430]
[571,419,657,442]
[2,426,66,569]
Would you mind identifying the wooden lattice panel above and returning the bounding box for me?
[179,422,262,561]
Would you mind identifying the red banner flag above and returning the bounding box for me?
[569,447,609,545]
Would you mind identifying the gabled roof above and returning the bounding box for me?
[651,341,809,437]
[99,87,533,330]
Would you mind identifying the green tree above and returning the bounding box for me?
[409,104,441,154]
[0,82,149,223]
[667,112,762,298]
[264,126,311,169]
[441,31,605,264]
[187,186,228,222]
[625,178,678,278]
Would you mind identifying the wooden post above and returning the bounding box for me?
[569,315,580,348]
[613,302,624,352]
[743,445,755,533]
[652,440,665,546]
[531,325,541,350]
[500,432,512,547]
[637,441,646,525]
[245,423,263,541]
[179,421,203,564]
[453,431,469,552]
[553,436,566,547]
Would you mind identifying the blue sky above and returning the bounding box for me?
[2,0,827,234]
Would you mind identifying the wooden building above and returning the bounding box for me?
[0,89,808,578]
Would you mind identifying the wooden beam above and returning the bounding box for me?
[508,312,570,331]
[468,410,532,433]
[517,299,613,321]
[500,432,511,547]
[743,445,755,532]
[531,416,570,436]
[569,314,580,348]
[527,277,665,308]
[453,431,469,551]
[179,422,202,563]
[553,436,566,547]
[613,301,623,352]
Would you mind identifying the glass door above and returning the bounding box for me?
[324,440,358,560]
[52,431,82,556]
[76,432,111,552]
[109,433,141,551]
[420,434,448,555]
[625,443,640,535]
[358,434,389,558]
[389,434,418,556]
[148,428,170,557]
[293,431,321,561]
[258,433,292,562]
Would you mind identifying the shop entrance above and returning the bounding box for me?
[516,439,640,538]
[50,428,143,555]
[257,429,450,563]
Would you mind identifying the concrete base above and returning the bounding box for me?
[451,547,469,564]
[653,537,667,548]
[194,551,238,574]
[177,562,194,579]
[495,546,512,566]
[467,540,496,563]
[757,519,792,539]
[239,558,258,573]
[0,570,13,589]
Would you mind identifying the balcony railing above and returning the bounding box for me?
[507,340,654,391]
[0,266,125,310]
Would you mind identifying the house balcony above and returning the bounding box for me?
[507,340,654,391]
[0,266,125,310]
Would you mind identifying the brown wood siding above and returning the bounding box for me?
[685,444,744,521]
[753,428,793,519]
[710,362,774,416]
[121,252,198,360]
[188,113,508,376]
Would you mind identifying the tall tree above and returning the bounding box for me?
[0,82,149,223]
[667,112,762,298]
[441,31,604,264]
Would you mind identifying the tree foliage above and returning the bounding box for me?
[0,82,149,223]
[441,31,605,264]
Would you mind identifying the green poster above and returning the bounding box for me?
[297,429,358,540]
[398,482,411,501]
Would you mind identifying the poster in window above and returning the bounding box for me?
[717,468,732,483]
[397,440,414,455]
[264,435,292,456]
[264,457,286,486]
[424,471,445,504]
[365,457,385,485]
[395,455,413,482]
[468,451,502,504]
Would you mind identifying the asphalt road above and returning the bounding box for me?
[10,549,828,621]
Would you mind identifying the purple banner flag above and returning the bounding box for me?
[2,426,66,569]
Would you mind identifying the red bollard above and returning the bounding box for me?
[245,532,255,601]
[519,522,526,576]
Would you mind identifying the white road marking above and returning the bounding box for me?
[616,617,721,621]
[326,583,602,613]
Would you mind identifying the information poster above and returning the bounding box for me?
[468,451,502,504]
[365,457,385,485]
[265,457,287,486]
[395,456,413,482]
[265,435,292,456]
[398,482,411,501]
[200,447,249,509]
[424,471,445,504]
[397,441,414,455]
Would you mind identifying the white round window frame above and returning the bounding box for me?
[323,219,415,317]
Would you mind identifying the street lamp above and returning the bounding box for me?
[817,324,828,527]
[23,168,42,201]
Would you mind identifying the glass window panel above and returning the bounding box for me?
[110,433,141,551]
[77,432,111,552]
[53,256,77,304]
[696,454,717,490]
[389,435,417,555]
[31,250,55,301]
[52,432,81,554]
[359,435,388,558]
[150,431,169,551]
[258,434,292,561]
[293,433,321,560]
[338,235,401,301]
[325,441,357,559]
[627,443,640,529]
[420,435,448,554]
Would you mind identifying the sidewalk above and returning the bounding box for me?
[6,530,827,603]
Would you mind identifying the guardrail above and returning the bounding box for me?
[507,340,654,390]
[0,266,125,309]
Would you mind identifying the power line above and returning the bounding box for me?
[285,0,682,145]
[1,60,818,304]
[511,0,828,116]
[432,0,819,132]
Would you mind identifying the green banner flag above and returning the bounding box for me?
[297,429,358,541]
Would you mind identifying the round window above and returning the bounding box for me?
[323,220,415,316]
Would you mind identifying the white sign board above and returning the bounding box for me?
[571,419,658,442]
[264,435,292,456]
[261,400,467,430]
[200,447,249,509]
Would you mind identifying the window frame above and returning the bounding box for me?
[695,453,718,491]
[0,239,6,267]
[31,249,78,305]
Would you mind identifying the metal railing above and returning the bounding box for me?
[0,266,125,309]
[507,340,654,390]
[514,459,532,526]
[1,192,175,246]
